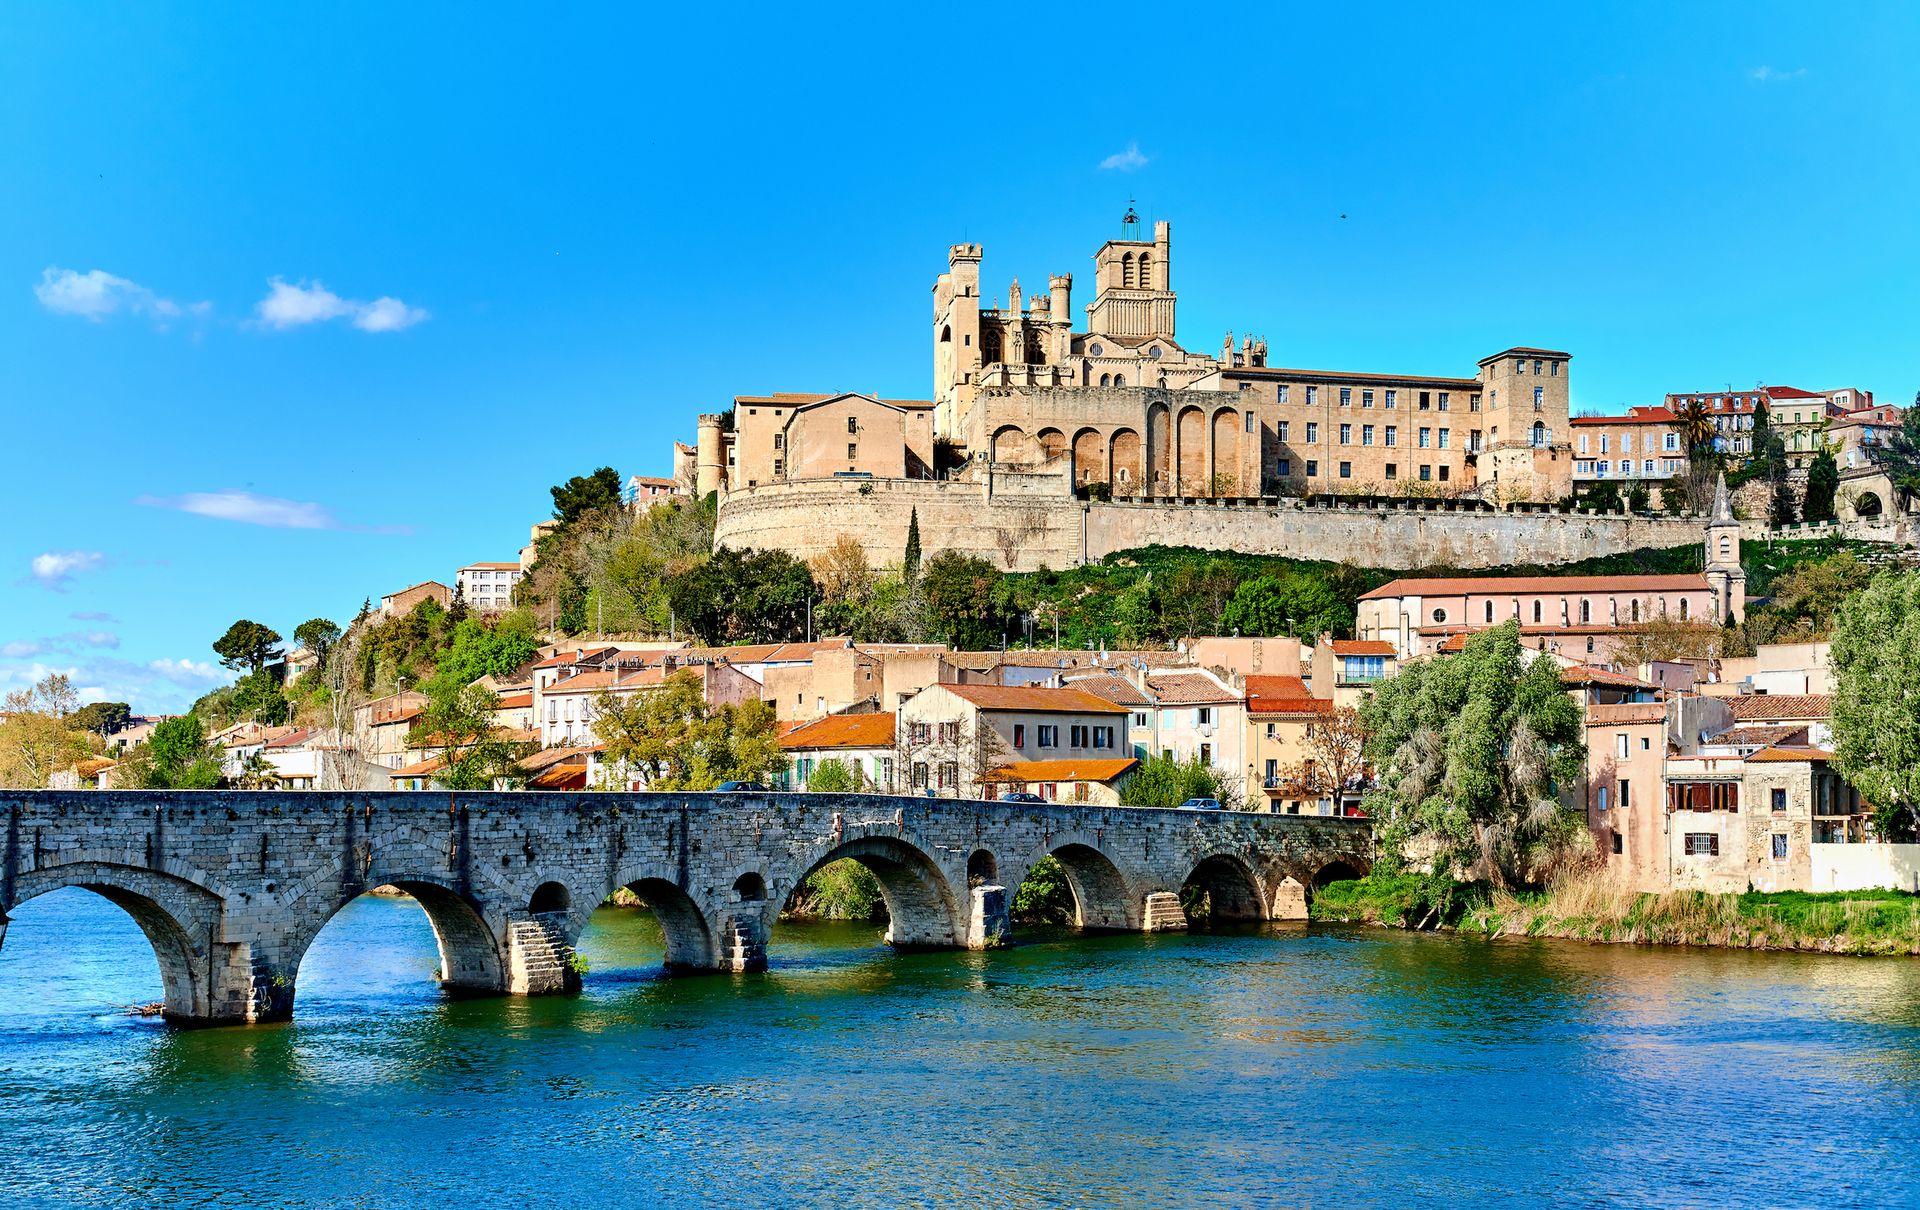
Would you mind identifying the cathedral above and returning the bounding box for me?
[685,212,1575,504]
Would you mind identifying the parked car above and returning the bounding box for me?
[1177,797,1224,811]
[716,780,769,792]
[996,791,1046,804]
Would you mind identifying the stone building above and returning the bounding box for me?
[895,684,1128,799]
[455,562,522,612]
[1571,406,1688,486]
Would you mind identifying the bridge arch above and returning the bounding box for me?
[4,862,230,1021]
[289,876,507,1011]
[1308,858,1367,899]
[605,867,720,972]
[1180,852,1270,922]
[780,834,963,950]
[1010,834,1139,931]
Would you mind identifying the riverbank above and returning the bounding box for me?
[1312,872,1920,956]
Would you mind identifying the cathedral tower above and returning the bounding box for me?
[1704,472,1747,625]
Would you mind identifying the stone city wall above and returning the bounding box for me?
[712,475,1714,571]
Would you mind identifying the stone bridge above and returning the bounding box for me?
[0,790,1373,1025]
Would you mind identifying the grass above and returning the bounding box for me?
[1312,872,1920,956]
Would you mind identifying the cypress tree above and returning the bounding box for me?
[904,508,922,580]
[1804,448,1840,524]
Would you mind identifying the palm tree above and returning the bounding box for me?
[1676,397,1717,457]
[236,750,279,790]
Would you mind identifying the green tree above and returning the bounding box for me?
[1580,479,1622,512]
[1119,753,1229,809]
[919,550,1009,649]
[590,671,787,790]
[1803,448,1840,524]
[1830,570,1920,840]
[1360,623,1587,887]
[805,756,859,793]
[1869,404,1920,508]
[0,675,94,788]
[229,671,291,726]
[1766,435,1797,528]
[904,508,922,581]
[292,617,342,665]
[1749,397,1774,457]
[1626,479,1650,514]
[212,619,283,674]
[1220,572,1349,640]
[144,716,224,789]
[69,700,132,737]
[408,682,524,790]
[550,466,623,526]
[665,545,815,644]
[235,749,280,790]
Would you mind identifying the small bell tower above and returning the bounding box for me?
[1704,472,1746,625]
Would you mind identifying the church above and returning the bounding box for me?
[683,212,1578,505]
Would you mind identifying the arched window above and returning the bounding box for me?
[1138,252,1152,286]
[1100,374,1111,387]
[1532,600,1542,624]
[1532,421,1547,448]
[1114,374,1125,387]
[1579,600,1591,623]
[1718,535,1732,560]
[1484,601,1494,623]
[1630,599,1641,623]
[1122,252,1136,288]
[940,325,951,343]
[1679,598,1690,621]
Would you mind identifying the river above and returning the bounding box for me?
[2,890,1917,1208]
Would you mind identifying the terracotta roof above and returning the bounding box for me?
[1711,724,1808,748]
[460,561,522,570]
[1062,672,1154,708]
[1245,675,1331,715]
[1584,702,1667,725]
[1143,671,1237,705]
[939,649,1171,672]
[1328,640,1396,656]
[1562,665,1655,689]
[1762,385,1825,400]
[495,692,533,709]
[1745,745,1834,763]
[263,728,313,750]
[939,684,1130,714]
[544,667,669,695]
[981,758,1139,783]
[1230,365,1482,389]
[780,712,896,751]
[734,392,933,411]
[520,743,602,773]
[1362,574,1709,600]
[73,757,117,777]
[390,755,447,778]
[1570,406,1678,426]
[1727,695,1833,722]
[369,705,424,726]
[529,762,590,789]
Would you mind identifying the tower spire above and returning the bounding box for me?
[1711,470,1732,521]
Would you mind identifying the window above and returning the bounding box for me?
[1339,461,1352,478]
[1362,389,1374,408]
[1438,393,1450,412]
[1340,387,1352,406]
[1598,785,1610,812]
[1131,711,1148,728]
[1278,421,1290,442]
[939,721,960,744]
[1438,428,1450,449]
[1679,598,1690,621]
[1532,600,1542,623]
[1771,788,1787,813]
[1533,359,1544,375]
[1470,394,1482,412]
[1686,833,1720,857]
[1385,463,1397,479]
[773,433,785,450]
[1197,707,1213,725]
[1362,425,1374,446]
[1385,425,1397,447]
[1484,601,1494,623]
[1580,434,1589,454]
[1419,427,1432,448]
[1245,412,1255,433]
[1199,743,1212,764]
[1278,458,1292,476]
[1306,422,1319,443]
[1551,361,1560,377]
[1516,359,1527,375]
[1580,600,1591,623]
[1533,387,1544,410]
[847,443,858,460]
[1305,459,1318,476]
[1340,423,1352,445]
[1419,391,1431,410]
[1773,833,1789,860]
[1277,385,1289,403]
[912,762,929,789]
[1419,464,1431,481]
[1612,832,1623,854]
[1622,433,1633,454]
[1037,725,1058,748]
[1094,726,1114,749]
[847,416,858,434]
[1616,734,1629,759]
[1619,779,1630,809]
[938,761,959,789]
[1070,724,1089,747]
[1385,389,1397,408]
[1013,724,1026,748]
[772,458,784,476]
[1431,607,1448,623]
[1306,386,1318,406]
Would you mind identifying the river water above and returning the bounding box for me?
[2,891,1918,1209]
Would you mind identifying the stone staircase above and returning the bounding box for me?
[507,916,577,995]
[1141,891,1188,933]
[721,917,767,973]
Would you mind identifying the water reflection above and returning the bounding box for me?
[6,895,1920,1207]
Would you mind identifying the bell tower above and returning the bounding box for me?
[1087,204,1176,341]
[1704,472,1747,625]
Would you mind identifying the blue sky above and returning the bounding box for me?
[3,3,1916,711]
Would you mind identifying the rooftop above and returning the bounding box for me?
[981,758,1139,783]
[1362,574,1709,600]
[780,712,896,751]
[939,684,1130,714]
[1727,694,1833,722]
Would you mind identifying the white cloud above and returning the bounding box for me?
[34,266,207,324]
[136,490,341,529]
[147,657,225,688]
[0,631,120,660]
[0,654,230,713]
[1099,142,1149,172]
[30,550,106,590]
[70,611,116,623]
[255,276,429,332]
[1749,66,1807,83]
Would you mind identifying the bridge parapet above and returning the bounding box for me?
[0,791,1373,1025]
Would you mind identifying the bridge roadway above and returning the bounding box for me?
[0,790,1373,1025]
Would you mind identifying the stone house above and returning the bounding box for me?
[979,757,1139,805]
[1243,674,1337,816]
[1307,639,1398,710]
[895,684,1128,799]
[354,692,428,770]
[379,580,452,618]
[454,562,522,612]
[777,712,898,791]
